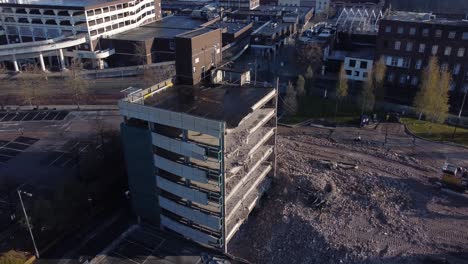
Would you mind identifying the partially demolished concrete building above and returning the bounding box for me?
[119,79,277,252]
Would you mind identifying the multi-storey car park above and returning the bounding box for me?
[117,23,278,252]
[0,0,161,71]
[119,78,277,252]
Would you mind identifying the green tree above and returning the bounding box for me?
[335,63,349,122]
[413,56,449,123]
[296,75,306,97]
[283,81,298,115]
[66,59,89,109]
[361,69,376,114]
[435,70,451,123]
[373,56,387,103]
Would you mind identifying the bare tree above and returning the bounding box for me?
[0,64,9,110]
[335,64,349,123]
[361,69,375,114]
[133,42,149,66]
[296,43,323,71]
[436,70,451,123]
[19,64,48,109]
[66,59,89,109]
[296,75,306,97]
[283,81,298,115]
[304,66,314,93]
[373,56,387,103]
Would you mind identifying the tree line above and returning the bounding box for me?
[283,53,452,124]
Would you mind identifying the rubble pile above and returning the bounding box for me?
[229,126,468,264]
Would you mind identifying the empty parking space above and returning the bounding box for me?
[41,140,90,168]
[0,136,39,164]
[14,136,39,145]
[0,148,21,157]
[44,111,59,120]
[2,113,15,122]
[12,113,27,121]
[4,142,30,150]
[39,151,63,166]
[32,112,46,121]
[22,112,38,121]
[0,111,69,122]
[110,241,153,264]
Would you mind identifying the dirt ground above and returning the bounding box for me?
[229,123,468,264]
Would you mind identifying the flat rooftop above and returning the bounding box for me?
[254,22,291,36]
[209,21,252,34]
[108,16,207,41]
[230,5,313,18]
[144,84,274,127]
[384,11,468,26]
[176,27,214,39]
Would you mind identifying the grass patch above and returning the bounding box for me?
[0,251,28,264]
[401,117,468,146]
[281,95,361,125]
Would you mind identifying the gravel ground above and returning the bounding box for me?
[229,123,468,264]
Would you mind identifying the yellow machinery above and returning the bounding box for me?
[441,163,468,192]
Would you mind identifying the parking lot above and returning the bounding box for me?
[0,110,69,122]
[0,136,39,165]
[39,140,91,168]
[95,225,234,264]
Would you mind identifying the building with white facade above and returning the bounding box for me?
[218,0,259,10]
[343,49,374,81]
[0,0,161,71]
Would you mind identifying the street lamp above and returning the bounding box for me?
[17,189,40,259]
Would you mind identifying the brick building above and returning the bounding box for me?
[376,11,468,105]
[175,28,222,85]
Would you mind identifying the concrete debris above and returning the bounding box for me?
[229,125,468,264]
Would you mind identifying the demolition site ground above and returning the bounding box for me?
[229,123,468,264]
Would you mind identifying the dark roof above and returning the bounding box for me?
[144,84,274,127]
[209,21,252,35]
[107,16,207,41]
[176,27,214,38]
[388,0,468,15]
[384,11,468,26]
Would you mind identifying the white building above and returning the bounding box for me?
[0,0,162,71]
[218,0,259,10]
[343,50,374,81]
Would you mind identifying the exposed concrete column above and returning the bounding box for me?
[96,59,104,70]
[38,53,46,72]
[12,55,20,72]
[58,49,66,70]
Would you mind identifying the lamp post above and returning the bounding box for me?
[17,189,40,259]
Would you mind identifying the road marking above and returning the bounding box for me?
[110,251,140,264]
